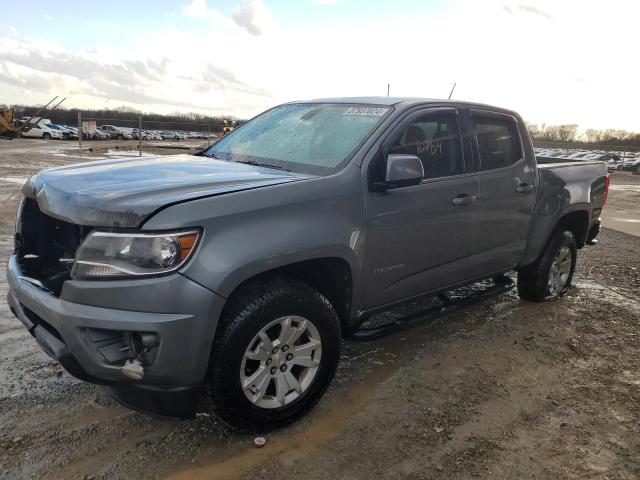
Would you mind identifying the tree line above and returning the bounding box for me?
[527,124,640,147]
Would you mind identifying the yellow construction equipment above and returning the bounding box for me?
[0,105,18,138]
[0,97,66,139]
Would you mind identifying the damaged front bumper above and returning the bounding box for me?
[7,255,225,418]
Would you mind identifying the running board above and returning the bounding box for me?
[345,276,514,341]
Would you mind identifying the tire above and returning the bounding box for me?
[517,230,577,302]
[117,134,124,140]
[208,277,340,431]
[42,133,51,140]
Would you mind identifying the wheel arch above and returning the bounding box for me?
[221,257,354,329]
[555,210,589,248]
[520,208,590,267]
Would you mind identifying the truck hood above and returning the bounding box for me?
[23,154,313,227]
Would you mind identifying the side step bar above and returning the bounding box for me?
[345,276,514,341]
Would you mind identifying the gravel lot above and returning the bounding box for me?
[0,139,639,480]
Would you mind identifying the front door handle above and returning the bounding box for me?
[516,183,534,194]
[451,194,477,206]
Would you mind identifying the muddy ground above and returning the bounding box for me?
[0,139,639,480]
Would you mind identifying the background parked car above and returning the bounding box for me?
[82,128,110,140]
[64,126,80,139]
[20,122,63,140]
[48,124,77,140]
[100,125,133,140]
[620,158,640,172]
[160,131,177,140]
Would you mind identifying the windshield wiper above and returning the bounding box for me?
[199,150,218,159]
[242,160,290,172]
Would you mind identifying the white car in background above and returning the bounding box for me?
[20,123,63,140]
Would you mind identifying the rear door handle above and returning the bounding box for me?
[516,183,534,194]
[451,194,477,206]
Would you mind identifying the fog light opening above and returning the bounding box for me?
[127,331,159,357]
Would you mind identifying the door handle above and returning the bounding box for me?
[451,194,477,206]
[516,183,534,194]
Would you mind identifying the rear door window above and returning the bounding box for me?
[472,116,522,170]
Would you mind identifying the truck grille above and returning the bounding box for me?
[15,197,91,296]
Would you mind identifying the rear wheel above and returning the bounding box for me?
[517,230,577,302]
[208,277,340,431]
[42,132,51,140]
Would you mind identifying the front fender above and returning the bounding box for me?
[143,165,366,307]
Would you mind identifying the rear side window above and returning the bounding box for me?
[473,116,522,170]
[387,113,463,179]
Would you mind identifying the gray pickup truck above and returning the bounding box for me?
[7,97,609,429]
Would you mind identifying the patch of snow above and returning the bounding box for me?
[0,177,28,185]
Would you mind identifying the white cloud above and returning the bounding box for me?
[43,13,54,21]
[8,26,19,36]
[86,21,129,33]
[183,0,209,18]
[312,0,342,5]
[182,0,230,27]
[231,0,275,36]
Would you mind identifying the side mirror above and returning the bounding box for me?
[374,154,424,191]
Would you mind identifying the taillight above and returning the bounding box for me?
[602,174,610,208]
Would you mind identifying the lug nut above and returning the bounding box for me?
[266,358,272,365]
[271,347,279,354]
[270,367,277,375]
[282,345,289,352]
[286,353,293,361]
[280,365,287,372]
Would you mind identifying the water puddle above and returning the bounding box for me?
[608,217,640,223]
[609,184,640,193]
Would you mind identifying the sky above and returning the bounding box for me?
[1,0,638,131]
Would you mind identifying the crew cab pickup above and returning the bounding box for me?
[7,98,609,429]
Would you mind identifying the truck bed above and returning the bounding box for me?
[536,156,605,167]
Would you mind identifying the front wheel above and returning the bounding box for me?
[42,132,51,140]
[208,277,340,431]
[517,230,577,302]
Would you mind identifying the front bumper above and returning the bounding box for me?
[7,255,226,414]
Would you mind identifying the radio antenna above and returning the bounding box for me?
[448,82,457,100]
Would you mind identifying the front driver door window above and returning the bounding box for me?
[387,114,463,180]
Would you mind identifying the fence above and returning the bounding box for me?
[76,113,238,157]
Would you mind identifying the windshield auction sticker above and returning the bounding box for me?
[343,107,388,117]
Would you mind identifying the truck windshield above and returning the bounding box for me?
[204,103,391,175]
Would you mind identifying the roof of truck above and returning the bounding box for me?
[302,97,517,116]
[307,96,431,106]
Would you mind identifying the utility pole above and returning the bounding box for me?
[138,115,142,157]
[387,84,390,97]
[78,111,82,156]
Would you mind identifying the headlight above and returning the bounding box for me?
[72,230,200,279]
